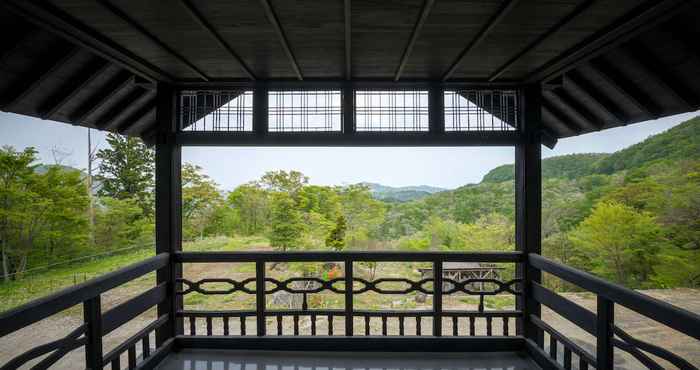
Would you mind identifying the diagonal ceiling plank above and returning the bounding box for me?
[394,0,435,81]
[40,59,111,120]
[1,45,81,111]
[96,0,210,81]
[179,0,256,80]
[119,103,156,135]
[344,0,352,80]
[488,0,595,82]
[526,0,691,84]
[72,71,134,123]
[545,88,600,130]
[441,0,520,81]
[564,71,626,124]
[259,0,303,80]
[587,58,659,119]
[542,99,582,135]
[98,88,151,130]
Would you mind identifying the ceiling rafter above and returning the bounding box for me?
[179,0,256,80]
[96,0,210,81]
[259,0,303,80]
[587,58,659,119]
[394,0,435,81]
[0,0,172,83]
[2,45,81,111]
[344,0,352,80]
[544,88,600,130]
[117,99,156,134]
[441,0,520,81]
[525,0,691,84]
[0,25,37,65]
[564,71,626,124]
[72,71,134,123]
[541,100,581,135]
[488,0,595,82]
[99,88,151,130]
[124,110,157,137]
[620,40,697,110]
[40,59,111,120]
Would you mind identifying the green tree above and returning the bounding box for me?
[182,163,223,240]
[259,170,308,196]
[96,134,154,216]
[94,197,153,251]
[325,215,347,251]
[227,183,269,235]
[569,202,664,287]
[268,192,304,252]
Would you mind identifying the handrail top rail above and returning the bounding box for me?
[0,253,169,338]
[529,253,700,342]
[175,250,524,263]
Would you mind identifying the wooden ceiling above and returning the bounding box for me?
[1,0,699,141]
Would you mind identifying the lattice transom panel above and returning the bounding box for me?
[355,90,429,132]
[180,90,253,131]
[444,90,519,131]
[268,90,342,132]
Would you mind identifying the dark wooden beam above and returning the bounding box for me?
[488,0,594,82]
[96,0,209,81]
[0,0,172,83]
[1,46,81,111]
[587,58,659,119]
[526,0,691,83]
[98,88,150,130]
[0,25,37,65]
[441,0,520,81]
[661,21,700,60]
[179,0,256,80]
[394,0,435,81]
[564,71,626,124]
[176,131,521,147]
[621,40,699,110]
[154,83,182,343]
[40,59,111,120]
[118,101,156,134]
[515,84,542,343]
[541,100,581,135]
[259,0,303,80]
[545,88,601,130]
[344,0,352,80]
[72,71,134,123]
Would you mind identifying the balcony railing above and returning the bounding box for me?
[1,251,699,370]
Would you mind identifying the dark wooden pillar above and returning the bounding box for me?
[253,83,269,135]
[428,84,444,134]
[515,84,542,344]
[155,83,183,345]
[343,83,354,135]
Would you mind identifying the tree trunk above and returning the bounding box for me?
[1,241,9,283]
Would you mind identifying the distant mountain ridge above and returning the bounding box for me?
[361,182,447,202]
[481,117,700,183]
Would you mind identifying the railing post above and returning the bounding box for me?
[155,83,183,345]
[83,296,103,370]
[256,261,266,336]
[433,259,443,337]
[596,296,614,369]
[345,259,354,336]
[516,84,543,344]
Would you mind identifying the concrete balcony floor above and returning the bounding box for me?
[155,349,541,370]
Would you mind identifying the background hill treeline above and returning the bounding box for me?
[0,117,698,291]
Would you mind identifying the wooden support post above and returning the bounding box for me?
[596,297,614,369]
[254,84,268,135]
[345,260,354,336]
[155,83,183,345]
[516,84,542,344]
[256,261,266,336]
[343,83,354,135]
[433,260,443,336]
[83,296,103,370]
[429,84,444,134]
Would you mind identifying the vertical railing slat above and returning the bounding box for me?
[596,296,614,370]
[256,261,266,336]
[345,259,354,336]
[83,295,103,370]
[433,260,443,336]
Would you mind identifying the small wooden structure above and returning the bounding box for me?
[418,262,505,294]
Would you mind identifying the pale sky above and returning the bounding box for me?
[0,110,698,190]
